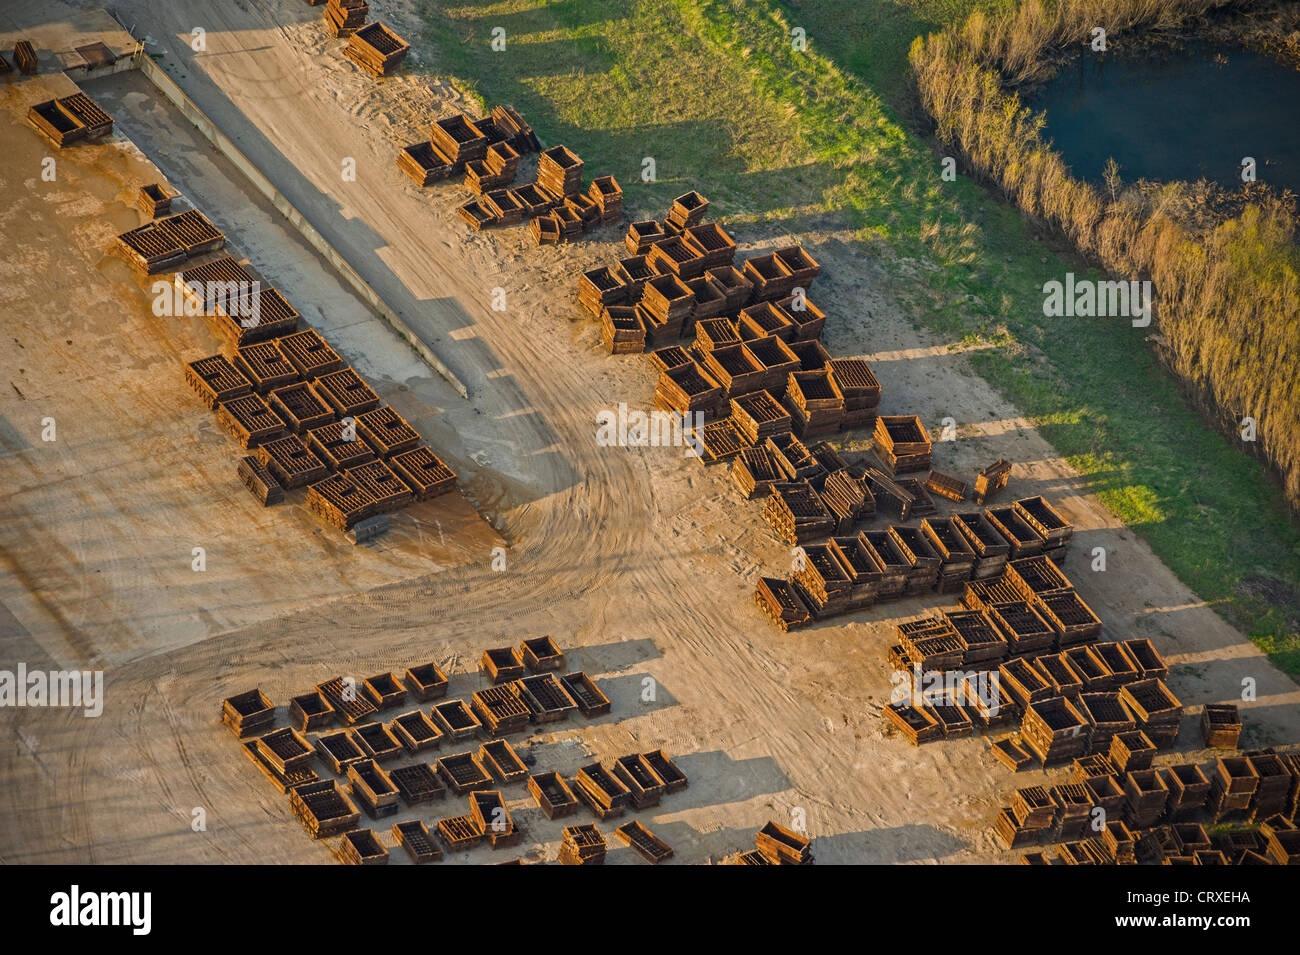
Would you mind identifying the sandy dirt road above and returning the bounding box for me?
[0,0,1295,864]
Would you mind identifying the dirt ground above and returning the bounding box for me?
[0,0,1296,865]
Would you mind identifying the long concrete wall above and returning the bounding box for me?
[131,50,470,399]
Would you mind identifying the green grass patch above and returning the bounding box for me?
[414,0,1300,675]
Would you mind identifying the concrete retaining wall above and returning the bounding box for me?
[132,50,469,399]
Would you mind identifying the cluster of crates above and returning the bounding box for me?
[185,325,457,533]
[577,197,881,437]
[749,466,1044,612]
[754,497,1072,631]
[1002,747,1300,864]
[115,207,225,274]
[570,188,1049,633]
[219,636,690,863]
[555,820,674,866]
[880,554,1188,761]
[161,207,457,534]
[398,106,541,190]
[567,188,1042,638]
[398,106,625,242]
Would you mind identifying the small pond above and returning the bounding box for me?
[1029,43,1300,193]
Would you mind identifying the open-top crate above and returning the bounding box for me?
[529,771,580,819]
[393,819,443,863]
[289,690,334,732]
[575,762,631,816]
[391,709,442,754]
[470,790,518,847]
[436,751,493,795]
[27,98,88,148]
[1201,703,1242,748]
[314,730,366,775]
[616,820,674,864]
[257,434,327,490]
[267,381,335,435]
[256,726,314,774]
[349,721,403,763]
[317,677,378,725]
[436,814,484,851]
[481,646,525,683]
[884,702,940,746]
[479,739,528,784]
[471,683,531,736]
[221,688,274,738]
[559,671,611,717]
[347,758,399,819]
[242,740,318,794]
[404,662,449,700]
[431,699,482,741]
[515,673,578,723]
[389,762,446,806]
[755,820,812,865]
[186,354,252,409]
[291,781,360,839]
[613,753,667,809]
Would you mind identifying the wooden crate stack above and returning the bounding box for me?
[343,22,410,77]
[579,265,628,316]
[791,543,853,618]
[221,688,274,738]
[730,446,783,499]
[432,112,488,167]
[783,369,843,438]
[763,481,835,545]
[559,824,607,865]
[589,175,623,224]
[873,415,931,473]
[325,0,368,36]
[573,763,631,821]
[827,357,880,432]
[731,390,791,444]
[666,191,708,231]
[1013,495,1072,563]
[1118,679,1182,749]
[641,273,695,346]
[397,141,453,186]
[820,468,873,531]
[654,361,722,417]
[1201,703,1242,748]
[537,145,584,198]
[753,576,811,631]
[291,781,361,839]
[1021,696,1091,765]
[1124,769,1170,828]
[754,820,813,865]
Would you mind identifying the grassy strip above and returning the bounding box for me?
[416,0,1300,674]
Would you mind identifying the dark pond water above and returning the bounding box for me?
[1029,44,1300,193]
